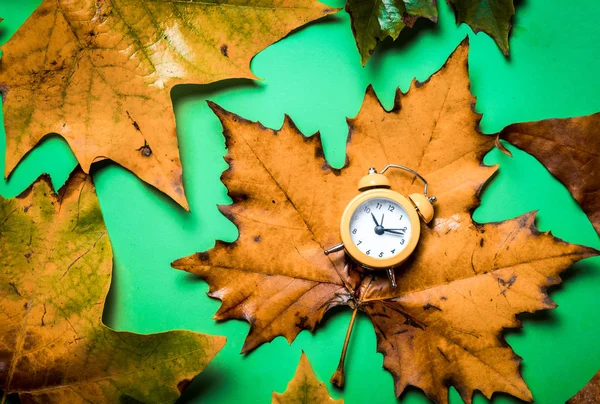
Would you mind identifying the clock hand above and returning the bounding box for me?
[371,212,380,226]
[381,214,384,226]
[383,229,405,235]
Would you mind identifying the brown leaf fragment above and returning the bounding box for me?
[501,113,600,234]
[272,352,343,404]
[0,0,338,209]
[568,371,600,404]
[173,39,598,403]
[0,170,225,403]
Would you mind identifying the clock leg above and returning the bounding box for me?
[387,268,397,288]
[324,243,344,255]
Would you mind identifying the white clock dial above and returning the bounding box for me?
[349,197,412,260]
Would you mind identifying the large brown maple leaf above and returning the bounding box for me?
[172,40,597,403]
[0,0,337,209]
[0,170,225,403]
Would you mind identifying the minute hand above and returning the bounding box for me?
[383,229,406,235]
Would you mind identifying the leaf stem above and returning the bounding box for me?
[330,306,358,388]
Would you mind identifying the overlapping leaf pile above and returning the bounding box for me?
[0,171,225,403]
[173,41,598,403]
[0,0,337,208]
[347,0,515,64]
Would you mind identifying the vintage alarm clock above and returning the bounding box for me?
[324,164,436,287]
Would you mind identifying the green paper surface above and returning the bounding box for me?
[1,1,599,403]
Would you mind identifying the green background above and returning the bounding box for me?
[1,0,599,403]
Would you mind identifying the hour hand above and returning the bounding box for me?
[371,212,380,226]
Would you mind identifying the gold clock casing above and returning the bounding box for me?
[340,188,421,270]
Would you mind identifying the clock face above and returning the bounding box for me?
[349,197,412,260]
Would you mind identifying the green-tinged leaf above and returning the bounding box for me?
[347,0,514,64]
[447,0,514,55]
[273,353,343,404]
[346,0,437,65]
[0,170,225,403]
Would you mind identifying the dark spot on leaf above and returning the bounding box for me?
[479,238,484,247]
[404,318,424,330]
[253,235,261,243]
[8,283,21,297]
[393,329,408,335]
[196,252,210,262]
[137,142,152,157]
[415,77,431,87]
[272,200,276,204]
[296,315,309,328]
[230,192,249,203]
[41,304,47,326]
[23,204,32,213]
[440,296,447,301]
[329,167,343,176]
[24,252,31,259]
[220,44,228,57]
[437,347,450,362]
[314,146,324,159]
[498,274,517,288]
[177,379,192,393]
[0,83,8,102]
[126,111,141,131]
[423,303,442,311]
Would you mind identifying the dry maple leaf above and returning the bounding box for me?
[500,114,600,235]
[172,40,597,404]
[0,0,338,209]
[0,169,225,403]
[272,352,343,404]
[568,371,600,404]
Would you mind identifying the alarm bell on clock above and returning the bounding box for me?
[324,164,436,288]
